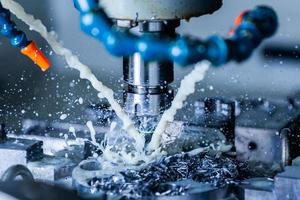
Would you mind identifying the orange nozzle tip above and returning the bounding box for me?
[234,10,249,26]
[21,41,51,71]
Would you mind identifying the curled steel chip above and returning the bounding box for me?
[88,152,239,199]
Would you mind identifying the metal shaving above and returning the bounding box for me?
[88,152,239,199]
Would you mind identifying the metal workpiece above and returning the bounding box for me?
[82,120,227,155]
[4,97,300,199]
[193,98,236,143]
[22,119,107,142]
[160,121,227,155]
[72,159,106,198]
[73,2,278,66]
[274,166,300,199]
[235,99,300,166]
[0,137,43,177]
[235,127,287,165]
[0,138,44,162]
[28,155,77,182]
[238,178,275,200]
[292,156,300,166]
[239,166,300,200]
[100,0,223,21]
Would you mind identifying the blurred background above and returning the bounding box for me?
[0,0,299,131]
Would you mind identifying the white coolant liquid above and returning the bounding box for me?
[86,121,98,146]
[0,0,145,153]
[148,61,210,152]
[2,0,211,165]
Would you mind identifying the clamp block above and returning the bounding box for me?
[0,137,43,176]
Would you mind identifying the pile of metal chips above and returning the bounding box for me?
[89,151,239,199]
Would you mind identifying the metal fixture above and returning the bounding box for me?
[193,98,235,143]
[235,99,300,166]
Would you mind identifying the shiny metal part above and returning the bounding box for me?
[0,137,43,177]
[274,166,300,199]
[72,159,106,199]
[235,127,287,165]
[161,121,227,155]
[239,178,275,200]
[101,0,222,20]
[123,21,177,116]
[193,98,236,143]
[235,99,300,166]
[3,97,300,199]
[123,90,173,116]
[123,53,173,87]
[239,165,300,200]
[22,119,107,142]
[28,155,77,182]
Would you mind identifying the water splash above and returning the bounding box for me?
[148,61,210,152]
[0,0,145,154]
[1,0,211,165]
